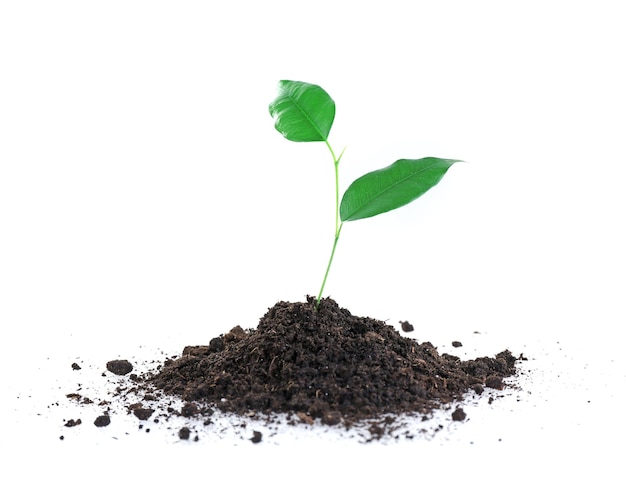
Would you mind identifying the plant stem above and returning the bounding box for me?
[316,142,345,309]
[316,222,342,309]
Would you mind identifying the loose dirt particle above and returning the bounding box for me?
[106,360,133,375]
[451,407,466,421]
[399,321,414,332]
[133,407,154,420]
[94,414,110,427]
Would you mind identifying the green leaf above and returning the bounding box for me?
[269,80,335,142]
[340,157,461,222]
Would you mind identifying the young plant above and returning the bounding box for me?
[269,80,461,309]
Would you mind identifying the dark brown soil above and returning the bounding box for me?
[93,414,111,427]
[106,360,133,375]
[64,296,522,442]
[145,297,517,425]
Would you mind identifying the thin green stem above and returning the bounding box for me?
[316,142,346,309]
[316,222,343,309]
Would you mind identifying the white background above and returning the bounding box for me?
[1,1,625,478]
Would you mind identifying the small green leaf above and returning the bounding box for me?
[269,80,335,142]
[340,157,461,222]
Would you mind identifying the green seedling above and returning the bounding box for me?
[269,80,461,309]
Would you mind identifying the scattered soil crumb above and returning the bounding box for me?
[451,407,466,421]
[106,360,133,376]
[132,407,155,420]
[399,321,414,332]
[94,414,110,427]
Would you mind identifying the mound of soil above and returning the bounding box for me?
[142,296,519,427]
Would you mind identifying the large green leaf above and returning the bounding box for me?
[269,80,335,142]
[340,157,461,222]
